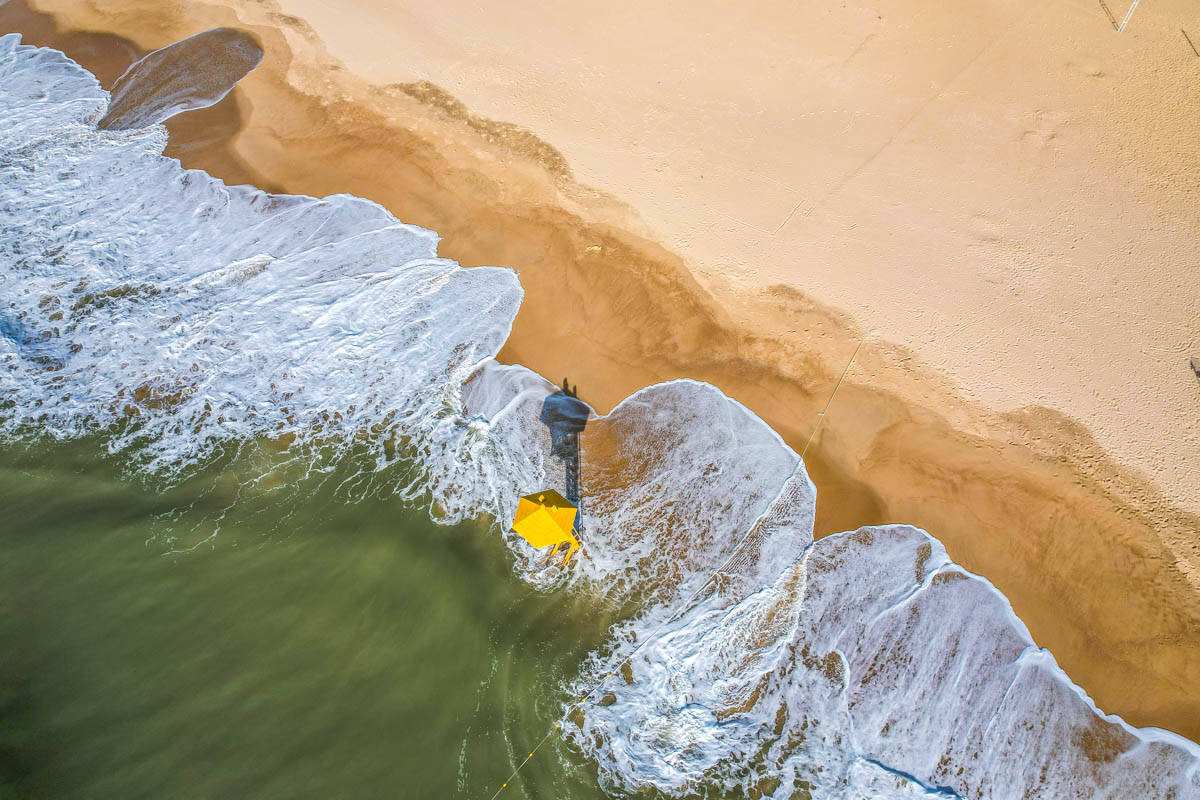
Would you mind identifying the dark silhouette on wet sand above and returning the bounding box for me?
[539,379,588,518]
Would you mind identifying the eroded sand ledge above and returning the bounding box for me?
[6,0,1198,739]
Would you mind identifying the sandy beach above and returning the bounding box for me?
[273,0,1200,519]
[5,0,1198,740]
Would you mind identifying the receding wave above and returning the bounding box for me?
[1,34,1197,799]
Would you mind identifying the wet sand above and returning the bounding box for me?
[4,0,1198,740]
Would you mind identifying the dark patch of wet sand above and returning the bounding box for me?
[99,27,262,131]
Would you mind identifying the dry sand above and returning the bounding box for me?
[5,0,1199,739]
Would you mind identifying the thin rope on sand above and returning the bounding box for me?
[1117,0,1141,32]
[802,338,864,459]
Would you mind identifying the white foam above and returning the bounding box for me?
[2,34,1197,799]
[0,34,520,492]
[567,521,1200,798]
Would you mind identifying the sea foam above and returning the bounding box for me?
[1,35,1197,798]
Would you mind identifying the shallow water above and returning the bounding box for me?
[0,439,618,799]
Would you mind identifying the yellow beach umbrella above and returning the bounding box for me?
[512,489,581,565]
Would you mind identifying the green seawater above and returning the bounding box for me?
[0,438,624,800]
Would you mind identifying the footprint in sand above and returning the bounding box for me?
[1018,109,1067,163]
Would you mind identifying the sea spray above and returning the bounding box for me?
[2,34,1198,799]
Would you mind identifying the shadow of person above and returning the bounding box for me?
[539,378,588,514]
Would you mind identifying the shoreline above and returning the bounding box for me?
[273,0,1200,521]
[5,0,1199,740]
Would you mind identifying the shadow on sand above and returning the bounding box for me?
[539,379,588,533]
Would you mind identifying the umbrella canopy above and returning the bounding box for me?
[511,489,580,565]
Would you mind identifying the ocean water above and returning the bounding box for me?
[0,437,615,799]
[2,33,1198,799]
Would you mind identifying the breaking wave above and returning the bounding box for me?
[1,34,1197,799]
